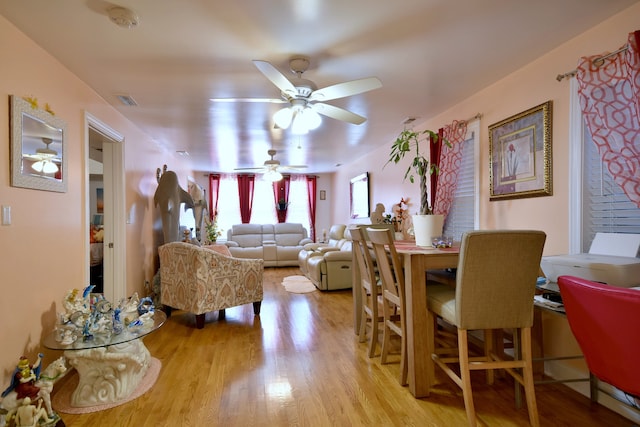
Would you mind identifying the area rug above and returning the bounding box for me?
[52,357,161,414]
[282,275,317,293]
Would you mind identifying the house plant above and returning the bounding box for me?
[386,128,449,246]
[205,216,223,244]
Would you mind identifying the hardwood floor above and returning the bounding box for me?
[55,267,633,426]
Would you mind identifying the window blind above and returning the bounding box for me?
[443,134,475,241]
[581,122,640,252]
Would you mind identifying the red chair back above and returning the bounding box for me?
[558,275,640,396]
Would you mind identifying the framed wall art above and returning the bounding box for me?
[489,101,552,201]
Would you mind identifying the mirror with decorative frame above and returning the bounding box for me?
[350,172,370,219]
[10,95,67,192]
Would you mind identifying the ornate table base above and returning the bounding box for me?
[64,339,150,407]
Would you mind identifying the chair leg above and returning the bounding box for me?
[195,313,205,329]
[367,313,379,358]
[484,329,494,385]
[253,301,262,315]
[458,329,478,427]
[380,305,392,364]
[521,327,540,427]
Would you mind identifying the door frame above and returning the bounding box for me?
[84,112,126,302]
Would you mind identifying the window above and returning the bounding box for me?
[442,119,480,241]
[215,174,311,240]
[569,80,640,253]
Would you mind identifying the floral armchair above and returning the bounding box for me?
[158,242,264,329]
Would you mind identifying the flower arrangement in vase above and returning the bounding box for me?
[205,216,223,244]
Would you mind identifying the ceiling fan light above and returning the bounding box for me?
[302,107,321,130]
[32,159,58,174]
[263,169,283,182]
[273,107,293,129]
[42,160,59,174]
[291,114,309,135]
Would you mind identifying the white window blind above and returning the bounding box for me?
[581,122,640,253]
[443,124,478,241]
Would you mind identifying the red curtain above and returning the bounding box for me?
[433,120,469,216]
[306,176,317,242]
[273,175,291,223]
[576,30,640,209]
[237,174,255,223]
[208,174,221,221]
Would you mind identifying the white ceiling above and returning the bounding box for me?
[1,0,637,173]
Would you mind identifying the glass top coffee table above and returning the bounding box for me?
[43,310,166,409]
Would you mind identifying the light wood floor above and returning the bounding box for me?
[55,267,633,426]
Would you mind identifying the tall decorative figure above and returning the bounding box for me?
[188,180,208,242]
[154,166,194,244]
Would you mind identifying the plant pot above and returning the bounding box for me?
[412,214,444,247]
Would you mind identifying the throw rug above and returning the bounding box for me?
[282,275,317,293]
[52,357,161,414]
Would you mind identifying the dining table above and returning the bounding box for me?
[352,240,460,398]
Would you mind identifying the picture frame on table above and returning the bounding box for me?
[489,101,553,201]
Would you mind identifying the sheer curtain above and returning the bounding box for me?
[576,30,640,209]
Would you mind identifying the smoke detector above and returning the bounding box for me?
[108,6,140,29]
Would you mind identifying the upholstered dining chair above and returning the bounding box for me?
[350,226,382,358]
[426,230,546,427]
[557,275,640,406]
[367,227,409,384]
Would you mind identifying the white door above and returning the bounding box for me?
[86,113,126,302]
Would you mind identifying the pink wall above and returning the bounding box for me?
[0,16,192,385]
[333,3,640,258]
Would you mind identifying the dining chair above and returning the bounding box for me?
[350,226,382,358]
[557,275,640,406]
[426,230,546,427]
[367,227,408,384]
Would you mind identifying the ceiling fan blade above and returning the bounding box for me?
[253,60,297,96]
[210,97,287,103]
[279,165,308,171]
[309,77,382,102]
[233,167,265,171]
[311,103,367,125]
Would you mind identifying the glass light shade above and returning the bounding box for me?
[273,107,293,129]
[300,107,321,130]
[263,169,283,182]
[32,159,59,174]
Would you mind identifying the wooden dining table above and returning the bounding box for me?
[352,240,460,398]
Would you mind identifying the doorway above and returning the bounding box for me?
[85,113,126,302]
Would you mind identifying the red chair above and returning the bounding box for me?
[557,275,640,403]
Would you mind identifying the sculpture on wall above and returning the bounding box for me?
[154,167,194,244]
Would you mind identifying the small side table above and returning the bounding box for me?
[43,310,166,409]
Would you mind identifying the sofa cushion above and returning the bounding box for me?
[227,224,264,247]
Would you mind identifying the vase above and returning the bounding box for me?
[412,214,444,247]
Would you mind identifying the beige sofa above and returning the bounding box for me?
[305,231,353,291]
[298,224,347,276]
[224,223,312,267]
[158,242,264,329]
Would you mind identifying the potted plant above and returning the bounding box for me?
[277,198,289,211]
[205,217,223,244]
[386,129,449,246]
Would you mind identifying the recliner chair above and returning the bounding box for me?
[305,231,353,291]
[298,224,346,275]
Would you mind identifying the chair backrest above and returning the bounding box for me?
[558,275,640,397]
[350,226,377,291]
[455,230,546,330]
[367,228,405,304]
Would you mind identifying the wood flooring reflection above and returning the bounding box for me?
[55,267,631,426]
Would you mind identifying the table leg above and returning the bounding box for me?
[404,253,431,398]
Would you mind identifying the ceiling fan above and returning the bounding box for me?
[23,137,61,173]
[234,149,307,181]
[213,56,382,134]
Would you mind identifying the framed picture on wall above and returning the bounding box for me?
[489,101,553,201]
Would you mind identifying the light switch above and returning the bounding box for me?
[2,205,11,225]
